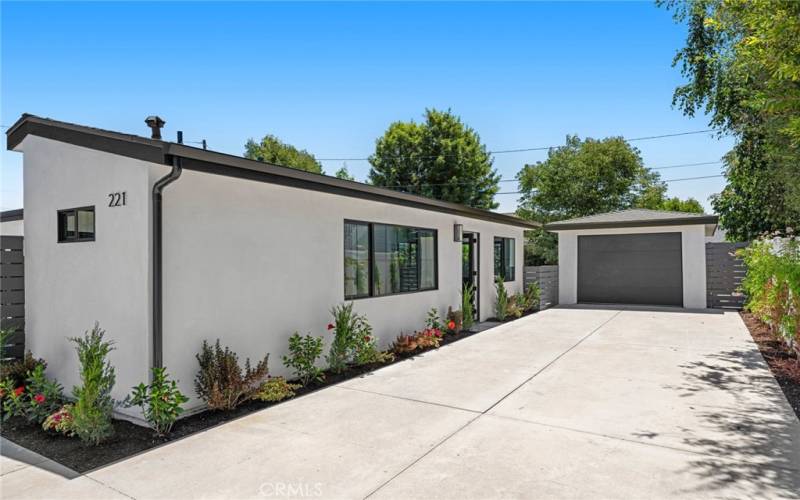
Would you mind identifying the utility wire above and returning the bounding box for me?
[316,129,715,161]
[493,174,725,195]
[375,160,723,189]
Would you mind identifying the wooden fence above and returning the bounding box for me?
[706,242,749,310]
[1,235,25,360]
[524,265,558,310]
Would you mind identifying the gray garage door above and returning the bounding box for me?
[577,233,683,306]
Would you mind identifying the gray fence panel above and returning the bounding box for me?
[706,242,749,310]
[1,235,24,360]
[524,265,559,310]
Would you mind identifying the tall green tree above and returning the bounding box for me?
[368,109,500,210]
[661,0,800,239]
[334,164,355,181]
[245,135,324,174]
[516,135,700,265]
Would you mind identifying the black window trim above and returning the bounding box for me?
[57,205,96,243]
[494,236,515,282]
[344,219,439,300]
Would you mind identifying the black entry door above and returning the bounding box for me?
[577,233,683,306]
[462,233,479,320]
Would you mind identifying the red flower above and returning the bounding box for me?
[364,335,371,342]
[34,394,45,404]
[53,413,62,422]
[327,323,335,330]
[13,386,24,397]
[447,321,456,330]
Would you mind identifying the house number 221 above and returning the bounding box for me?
[108,191,127,207]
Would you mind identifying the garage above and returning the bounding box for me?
[546,209,719,309]
[577,233,683,306]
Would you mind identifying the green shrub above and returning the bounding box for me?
[326,303,377,372]
[282,333,324,386]
[69,323,116,445]
[462,284,475,331]
[254,377,300,402]
[130,367,188,436]
[524,282,542,312]
[740,235,800,346]
[495,275,509,321]
[194,340,270,411]
[426,308,442,331]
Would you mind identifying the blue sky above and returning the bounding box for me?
[1,1,733,213]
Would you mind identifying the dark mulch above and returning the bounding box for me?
[0,320,503,474]
[740,311,800,420]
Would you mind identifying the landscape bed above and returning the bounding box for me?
[0,320,503,474]
[740,311,800,420]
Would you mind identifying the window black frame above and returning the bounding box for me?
[57,206,95,243]
[494,236,515,282]
[344,219,438,300]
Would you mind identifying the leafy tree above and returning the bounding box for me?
[661,0,800,239]
[369,109,500,210]
[516,135,665,221]
[334,165,355,181]
[659,197,704,213]
[516,135,701,264]
[245,135,323,174]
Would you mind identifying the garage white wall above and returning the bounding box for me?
[20,137,152,419]
[555,225,708,309]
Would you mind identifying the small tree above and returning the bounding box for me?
[69,322,116,445]
[495,276,509,321]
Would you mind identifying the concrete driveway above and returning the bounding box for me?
[2,307,799,499]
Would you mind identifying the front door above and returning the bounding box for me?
[462,232,479,320]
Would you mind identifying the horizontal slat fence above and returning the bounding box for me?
[524,265,558,310]
[1,235,24,360]
[706,242,749,310]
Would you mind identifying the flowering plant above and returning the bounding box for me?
[42,404,76,436]
[1,364,63,424]
[415,328,443,349]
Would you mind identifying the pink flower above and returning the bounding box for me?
[34,394,45,404]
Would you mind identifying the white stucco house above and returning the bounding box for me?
[546,209,718,309]
[6,114,536,418]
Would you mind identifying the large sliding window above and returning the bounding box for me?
[494,237,515,282]
[344,221,437,299]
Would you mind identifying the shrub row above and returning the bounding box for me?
[740,234,800,351]
[2,282,542,443]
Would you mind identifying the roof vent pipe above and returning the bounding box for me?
[145,116,166,139]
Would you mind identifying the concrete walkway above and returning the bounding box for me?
[2,307,799,499]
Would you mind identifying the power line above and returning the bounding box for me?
[493,174,726,195]
[316,129,716,161]
[375,160,723,189]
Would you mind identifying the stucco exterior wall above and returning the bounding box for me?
[555,225,708,309]
[21,137,152,418]
[0,219,24,236]
[155,168,524,410]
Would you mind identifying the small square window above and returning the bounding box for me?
[58,207,95,243]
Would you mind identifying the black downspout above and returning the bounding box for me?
[152,151,182,369]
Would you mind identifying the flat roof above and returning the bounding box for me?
[544,209,718,231]
[6,114,539,229]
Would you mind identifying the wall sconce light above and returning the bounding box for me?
[453,224,463,242]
